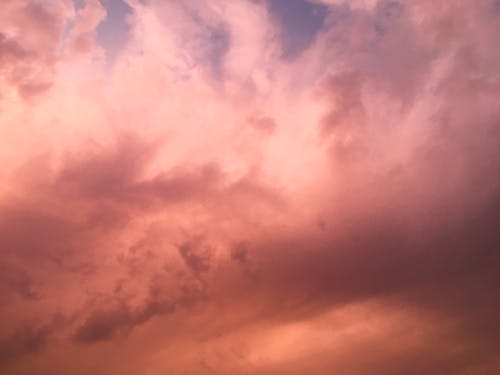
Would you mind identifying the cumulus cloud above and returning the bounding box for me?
[0,0,499,374]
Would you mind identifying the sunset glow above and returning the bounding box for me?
[1,0,500,374]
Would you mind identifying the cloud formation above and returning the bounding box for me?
[0,0,499,374]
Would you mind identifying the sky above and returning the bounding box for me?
[0,0,499,374]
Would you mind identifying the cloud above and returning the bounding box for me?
[0,317,61,365]
[0,0,499,374]
[0,0,72,99]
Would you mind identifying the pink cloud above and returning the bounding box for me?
[0,0,499,374]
